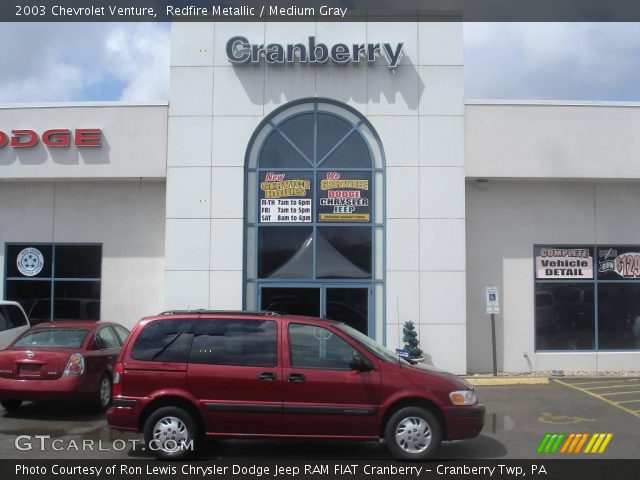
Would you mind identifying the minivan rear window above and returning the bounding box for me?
[190,319,277,367]
[14,329,88,348]
[131,319,194,362]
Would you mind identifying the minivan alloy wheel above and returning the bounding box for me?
[395,416,432,453]
[153,416,189,451]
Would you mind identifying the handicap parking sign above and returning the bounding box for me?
[485,286,500,314]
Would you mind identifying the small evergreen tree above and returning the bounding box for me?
[402,320,423,358]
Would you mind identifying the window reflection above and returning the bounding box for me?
[316,113,352,162]
[279,113,314,161]
[320,131,371,168]
[258,227,313,278]
[598,284,640,350]
[535,284,595,350]
[260,131,309,168]
[317,227,371,279]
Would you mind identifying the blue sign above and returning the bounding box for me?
[395,348,410,359]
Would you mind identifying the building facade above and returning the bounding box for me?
[1,22,639,374]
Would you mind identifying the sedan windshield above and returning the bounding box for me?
[336,324,410,365]
[14,329,89,349]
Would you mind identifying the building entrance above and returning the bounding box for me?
[259,285,370,334]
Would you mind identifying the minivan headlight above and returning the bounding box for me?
[449,389,477,405]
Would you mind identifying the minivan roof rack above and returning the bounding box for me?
[158,309,281,317]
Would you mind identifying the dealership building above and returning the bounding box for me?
[1,21,640,374]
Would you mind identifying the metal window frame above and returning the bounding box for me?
[4,242,103,323]
[243,98,386,342]
[533,244,640,352]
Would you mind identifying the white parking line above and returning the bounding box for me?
[568,379,639,386]
[554,379,640,419]
[599,390,640,396]
[585,384,640,391]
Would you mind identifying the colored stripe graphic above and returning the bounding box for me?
[560,433,575,453]
[538,433,613,454]
[550,433,565,453]
[537,433,553,453]
[585,433,613,453]
[574,433,589,453]
[537,433,566,453]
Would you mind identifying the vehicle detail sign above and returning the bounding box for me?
[259,171,312,223]
[535,247,593,279]
[318,171,371,222]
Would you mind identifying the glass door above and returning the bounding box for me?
[324,285,371,334]
[259,284,372,335]
[260,286,320,317]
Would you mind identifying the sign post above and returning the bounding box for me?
[485,286,500,376]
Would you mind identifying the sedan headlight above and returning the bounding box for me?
[449,389,477,405]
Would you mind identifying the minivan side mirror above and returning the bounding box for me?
[349,353,373,372]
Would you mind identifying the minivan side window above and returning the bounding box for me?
[288,323,357,370]
[189,319,277,367]
[131,319,194,362]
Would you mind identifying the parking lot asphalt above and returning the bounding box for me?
[0,378,638,460]
[553,377,640,419]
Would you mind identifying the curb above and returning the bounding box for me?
[466,377,550,386]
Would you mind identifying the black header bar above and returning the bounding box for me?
[4,1,640,22]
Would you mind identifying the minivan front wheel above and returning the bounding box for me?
[384,407,442,460]
[144,406,196,460]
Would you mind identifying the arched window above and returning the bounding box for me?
[244,99,385,338]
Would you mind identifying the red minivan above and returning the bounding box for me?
[107,311,484,460]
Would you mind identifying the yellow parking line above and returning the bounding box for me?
[568,379,639,386]
[584,384,640,390]
[554,379,640,418]
[616,399,640,405]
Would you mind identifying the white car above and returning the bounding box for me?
[0,301,30,350]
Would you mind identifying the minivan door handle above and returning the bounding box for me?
[258,372,277,382]
[287,373,305,383]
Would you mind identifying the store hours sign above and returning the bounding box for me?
[259,172,312,223]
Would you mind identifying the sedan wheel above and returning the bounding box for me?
[99,377,112,408]
[94,375,112,412]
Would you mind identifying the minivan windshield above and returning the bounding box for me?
[336,324,410,365]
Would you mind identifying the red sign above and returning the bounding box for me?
[0,129,102,148]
